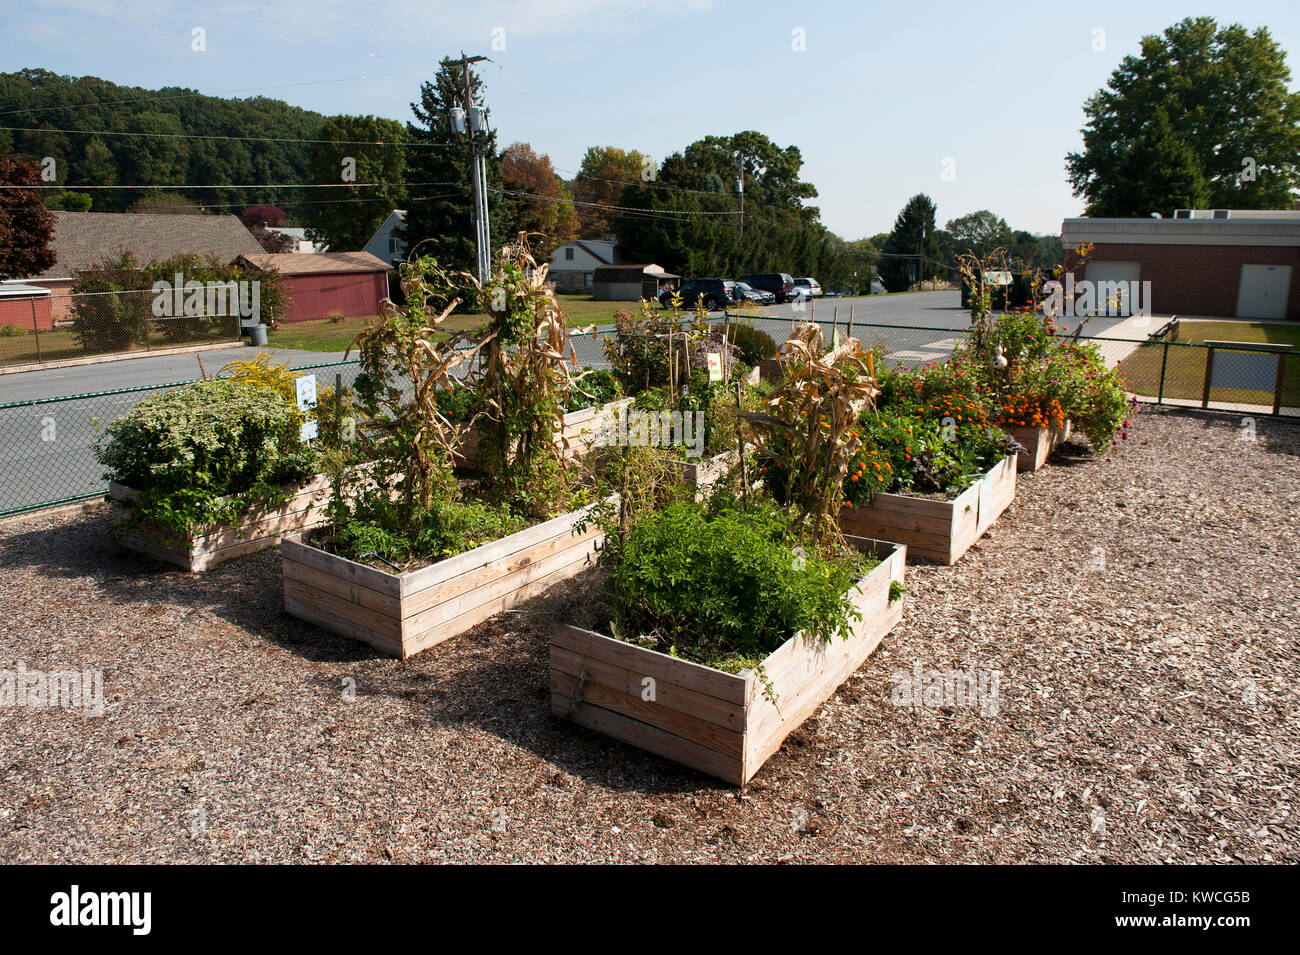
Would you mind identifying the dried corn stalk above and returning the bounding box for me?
[742,322,879,549]
[467,233,586,519]
[348,253,478,512]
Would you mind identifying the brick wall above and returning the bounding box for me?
[1062,243,1300,320]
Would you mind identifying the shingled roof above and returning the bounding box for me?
[237,251,391,275]
[34,211,265,279]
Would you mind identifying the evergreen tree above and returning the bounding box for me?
[879,194,938,292]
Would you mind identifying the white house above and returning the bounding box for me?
[269,227,327,254]
[549,237,618,293]
[363,210,408,267]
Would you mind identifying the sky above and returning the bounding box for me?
[3,0,1299,239]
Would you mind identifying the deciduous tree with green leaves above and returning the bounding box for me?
[1067,17,1300,215]
[302,115,408,251]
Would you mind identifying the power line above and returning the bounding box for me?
[194,192,462,210]
[0,124,450,149]
[552,165,741,200]
[492,186,738,217]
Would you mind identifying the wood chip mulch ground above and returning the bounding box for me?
[1,406,1296,863]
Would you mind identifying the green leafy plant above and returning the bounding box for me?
[725,322,777,365]
[97,379,314,536]
[602,493,869,675]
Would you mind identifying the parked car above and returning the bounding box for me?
[728,281,776,305]
[661,278,731,310]
[738,272,797,303]
[793,277,823,297]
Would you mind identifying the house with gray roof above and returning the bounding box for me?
[19,211,265,289]
[549,237,619,293]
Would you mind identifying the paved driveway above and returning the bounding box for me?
[0,345,350,405]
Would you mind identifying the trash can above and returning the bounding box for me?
[249,324,268,347]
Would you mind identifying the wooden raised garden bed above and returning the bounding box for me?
[282,502,604,659]
[839,455,1017,565]
[453,397,633,470]
[109,475,331,573]
[1002,420,1072,472]
[666,450,736,492]
[550,537,906,786]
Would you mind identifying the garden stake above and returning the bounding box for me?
[735,378,749,505]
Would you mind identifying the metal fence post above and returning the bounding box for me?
[1273,351,1287,417]
[1157,341,1169,405]
[1201,345,1215,409]
[30,299,41,363]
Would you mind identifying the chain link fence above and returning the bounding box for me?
[0,289,242,370]
[0,358,366,518]
[3,316,1293,519]
[813,319,1298,418]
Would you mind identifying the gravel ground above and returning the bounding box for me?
[1,406,1297,864]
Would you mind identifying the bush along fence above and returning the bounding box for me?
[0,289,245,369]
[0,357,367,519]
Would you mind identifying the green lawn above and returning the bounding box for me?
[264,296,701,353]
[1118,320,1300,408]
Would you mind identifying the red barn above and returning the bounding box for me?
[0,284,54,331]
[238,252,391,323]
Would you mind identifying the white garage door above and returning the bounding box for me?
[1083,261,1141,316]
[1236,264,1291,320]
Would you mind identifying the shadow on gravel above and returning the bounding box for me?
[0,512,721,794]
[1139,404,1300,457]
[0,509,386,665]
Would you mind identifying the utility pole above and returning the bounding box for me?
[917,224,926,287]
[452,52,492,285]
[735,153,744,238]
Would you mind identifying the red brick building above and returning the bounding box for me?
[237,252,391,323]
[1061,212,1300,321]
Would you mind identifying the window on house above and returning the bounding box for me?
[584,272,593,288]
[388,237,400,253]
[565,247,575,260]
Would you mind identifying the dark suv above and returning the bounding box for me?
[660,278,731,310]
[738,272,797,303]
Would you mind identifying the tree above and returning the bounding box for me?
[0,155,57,279]
[401,58,505,272]
[1067,17,1300,215]
[616,131,838,281]
[47,190,93,212]
[242,204,287,228]
[879,194,939,292]
[0,69,325,213]
[500,142,577,259]
[126,193,202,215]
[301,115,407,251]
[945,210,1013,259]
[1083,107,1208,216]
[571,146,651,235]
